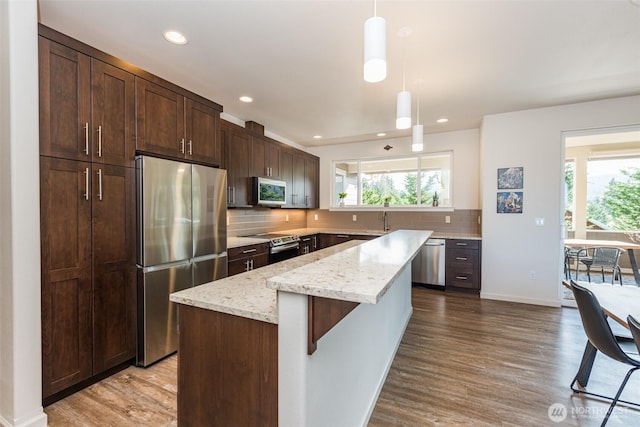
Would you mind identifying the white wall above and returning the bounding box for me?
[277,266,412,427]
[480,96,640,306]
[308,129,481,210]
[0,1,47,426]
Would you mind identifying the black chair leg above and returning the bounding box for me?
[601,366,639,426]
[587,265,592,282]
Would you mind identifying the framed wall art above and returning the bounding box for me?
[497,191,523,214]
[497,167,523,190]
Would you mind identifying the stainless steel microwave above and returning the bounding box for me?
[252,177,286,206]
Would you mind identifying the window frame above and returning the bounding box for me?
[330,151,454,211]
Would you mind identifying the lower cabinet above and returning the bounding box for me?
[228,243,270,276]
[445,239,481,294]
[318,233,377,250]
[40,157,136,402]
[298,234,318,255]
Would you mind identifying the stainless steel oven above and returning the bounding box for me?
[267,234,300,263]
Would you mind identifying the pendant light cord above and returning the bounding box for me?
[402,34,407,91]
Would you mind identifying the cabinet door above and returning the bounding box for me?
[223,122,252,206]
[185,98,222,166]
[40,157,93,398]
[304,155,319,209]
[280,150,294,206]
[135,78,184,158]
[91,60,135,167]
[251,136,266,177]
[92,165,136,373]
[292,152,306,207]
[265,140,281,178]
[39,37,91,161]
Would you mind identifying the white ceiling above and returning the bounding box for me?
[38,0,640,147]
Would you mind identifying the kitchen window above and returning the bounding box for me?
[332,152,452,208]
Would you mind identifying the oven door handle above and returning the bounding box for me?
[271,241,300,254]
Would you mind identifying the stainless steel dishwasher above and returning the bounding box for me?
[412,239,446,288]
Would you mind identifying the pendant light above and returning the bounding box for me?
[396,28,411,129]
[363,0,386,83]
[412,79,424,152]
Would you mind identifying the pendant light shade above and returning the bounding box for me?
[364,15,386,83]
[412,124,424,152]
[396,91,412,129]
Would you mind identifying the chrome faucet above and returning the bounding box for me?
[383,211,390,232]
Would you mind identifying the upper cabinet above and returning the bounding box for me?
[136,78,223,166]
[39,38,135,167]
[281,148,319,208]
[222,120,252,207]
[246,121,280,178]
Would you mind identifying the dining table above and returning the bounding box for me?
[565,238,640,286]
[563,280,640,388]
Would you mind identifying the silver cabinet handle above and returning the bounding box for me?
[242,248,257,254]
[84,122,89,155]
[180,138,185,154]
[305,195,309,206]
[232,187,236,204]
[251,259,254,269]
[188,140,193,155]
[455,276,469,280]
[97,169,103,201]
[337,235,349,238]
[456,242,468,246]
[97,125,102,157]
[83,167,89,200]
[245,259,251,271]
[302,238,311,242]
[455,257,468,261]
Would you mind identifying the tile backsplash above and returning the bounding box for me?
[228,208,307,237]
[228,207,481,237]
[306,209,481,235]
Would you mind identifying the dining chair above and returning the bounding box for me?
[580,247,624,285]
[569,281,640,426]
[564,246,590,280]
[628,315,640,355]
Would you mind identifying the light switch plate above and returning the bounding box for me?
[352,215,357,222]
[445,215,450,223]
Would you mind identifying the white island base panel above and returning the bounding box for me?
[278,264,412,427]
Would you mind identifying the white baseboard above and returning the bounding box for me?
[481,292,561,308]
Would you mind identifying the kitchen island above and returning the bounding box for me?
[170,229,431,426]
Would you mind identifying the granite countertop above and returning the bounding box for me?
[228,229,479,248]
[170,240,364,324]
[266,230,432,304]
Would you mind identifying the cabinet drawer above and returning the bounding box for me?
[228,253,269,276]
[446,239,480,250]
[447,272,479,289]
[228,242,269,260]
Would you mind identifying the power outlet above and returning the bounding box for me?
[285,214,289,222]
[445,215,450,224]
[352,214,357,222]
[529,270,537,280]
[314,214,318,221]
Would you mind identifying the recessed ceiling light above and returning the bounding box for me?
[163,30,188,45]
[239,96,253,103]
[313,135,322,139]
[437,118,449,123]
[377,133,386,137]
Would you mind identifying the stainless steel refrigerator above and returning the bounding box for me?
[136,156,227,366]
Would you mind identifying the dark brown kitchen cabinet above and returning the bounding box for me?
[298,234,318,255]
[39,37,135,167]
[445,239,481,295]
[228,243,270,276]
[222,120,252,207]
[136,78,222,166]
[281,149,319,209]
[246,121,280,178]
[40,157,136,402]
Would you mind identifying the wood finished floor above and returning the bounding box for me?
[45,287,640,426]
